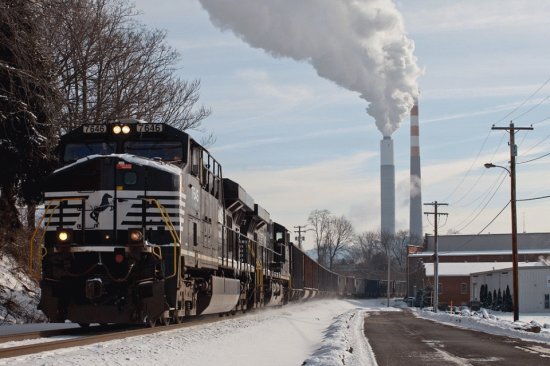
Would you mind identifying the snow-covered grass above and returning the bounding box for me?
[414,307,550,343]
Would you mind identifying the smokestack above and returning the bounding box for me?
[409,98,423,244]
[380,136,395,235]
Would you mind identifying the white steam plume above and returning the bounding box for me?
[198,0,420,136]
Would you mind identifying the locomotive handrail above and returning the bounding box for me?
[145,198,181,279]
[29,198,84,272]
[246,240,264,291]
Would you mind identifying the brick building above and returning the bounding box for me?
[407,232,550,308]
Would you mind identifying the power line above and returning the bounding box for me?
[451,171,507,232]
[517,151,550,165]
[442,130,492,202]
[447,132,506,206]
[494,75,550,126]
[515,95,550,121]
[444,76,550,205]
[473,201,511,236]
[517,194,550,202]
[519,133,550,156]
[532,115,550,126]
[439,201,511,255]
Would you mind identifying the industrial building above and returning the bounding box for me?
[408,232,550,308]
[471,265,550,312]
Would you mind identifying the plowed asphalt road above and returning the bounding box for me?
[364,311,550,365]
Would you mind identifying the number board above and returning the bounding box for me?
[136,124,163,133]
[83,125,107,133]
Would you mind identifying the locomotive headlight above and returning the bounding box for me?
[122,125,131,134]
[56,228,73,245]
[112,125,122,134]
[128,229,143,244]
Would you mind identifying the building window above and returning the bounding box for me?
[545,294,549,309]
[460,283,468,295]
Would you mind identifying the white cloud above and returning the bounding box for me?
[423,85,549,101]
[226,150,377,232]
[233,69,314,105]
[402,1,550,34]
[212,124,375,153]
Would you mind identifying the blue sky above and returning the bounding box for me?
[133,0,550,248]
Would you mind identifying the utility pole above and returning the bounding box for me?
[294,225,308,249]
[387,242,391,307]
[424,201,448,313]
[491,121,533,322]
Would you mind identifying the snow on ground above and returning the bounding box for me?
[1,296,550,365]
[0,253,46,325]
[414,307,550,343]
[2,240,549,363]
[0,298,393,366]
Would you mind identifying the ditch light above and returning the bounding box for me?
[56,228,74,246]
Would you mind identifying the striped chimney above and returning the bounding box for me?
[409,98,423,244]
[380,136,395,235]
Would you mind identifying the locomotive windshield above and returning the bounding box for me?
[63,142,116,162]
[59,122,190,165]
[124,141,183,161]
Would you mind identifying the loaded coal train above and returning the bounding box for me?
[37,119,366,326]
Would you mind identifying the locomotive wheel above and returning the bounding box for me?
[159,316,171,326]
[145,316,157,328]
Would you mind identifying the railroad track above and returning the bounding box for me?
[0,313,244,359]
[0,324,131,344]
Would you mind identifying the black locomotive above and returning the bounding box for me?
[36,119,365,326]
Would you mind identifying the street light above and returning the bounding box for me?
[483,163,509,173]
[484,161,519,321]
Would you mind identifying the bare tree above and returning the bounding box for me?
[325,215,354,270]
[391,230,409,270]
[308,210,355,269]
[348,231,380,265]
[346,230,409,277]
[41,0,210,133]
[308,209,331,266]
[0,0,61,238]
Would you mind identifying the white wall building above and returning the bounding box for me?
[470,266,550,313]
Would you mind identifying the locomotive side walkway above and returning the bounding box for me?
[364,310,550,365]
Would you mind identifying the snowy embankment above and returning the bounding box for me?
[0,253,46,325]
[303,305,384,366]
[0,299,392,366]
[414,308,550,343]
